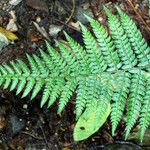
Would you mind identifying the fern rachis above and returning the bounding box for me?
[0,6,149,141]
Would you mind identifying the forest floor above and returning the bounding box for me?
[0,0,150,149]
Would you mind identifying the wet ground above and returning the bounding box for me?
[0,0,150,149]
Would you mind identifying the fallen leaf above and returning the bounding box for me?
[0,32,9,50]
[69,21,80,31]
[6,11,18,32]
[33,21,50,40]
[73,100,111,141]
[31,36,44,42]
[0,27,18,41]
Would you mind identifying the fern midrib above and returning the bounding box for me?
[0,63,149,81]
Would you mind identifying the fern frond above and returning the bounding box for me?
[45,41,69,74]
[111,72,131,135]
[22,77,35,98]
[125,73,146,139]
[0,6,149,142]
[41,79,54,107]
[39,49,57,74]
[55,40,80,75]
[58,77,78,114]
[85,15,121,71]
[86,76,102,109]
[76,77,88,119]
[16,77,26,95]
[31,79,44,100]
[79,23,107,73]
[1,64,13,89]
[48,78,65,107]
[63,31,91,73]
[26,54,40,76]
[10,61,22,75]
[140,78,150,141]
[17,59,30,75]
[116,6,150,66]
[33,54,49,77]
[103,6,137,69]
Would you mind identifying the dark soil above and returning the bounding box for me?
[0,0,150,149]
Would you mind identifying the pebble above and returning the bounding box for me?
[23,104,28,109]
[49,24,63,37]
[10,115,25,135]
[0,32,9,51]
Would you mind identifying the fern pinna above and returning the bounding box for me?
[0,6,149,141]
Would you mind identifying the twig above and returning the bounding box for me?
[126,0,150,32]
[148,0,150,17]
[39,120,51,150]
[53,18,81,33]
[65,0,75,23]
[21,131,43,140]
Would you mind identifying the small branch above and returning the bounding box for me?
[21,131,43,140]
[53,18,81,33]
[65,0,75,23]
[39,119,51,150]
[126,0,150,32]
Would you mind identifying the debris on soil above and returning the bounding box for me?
[0,32,9,50]
[26,0,49,13]
[33,21,50,40]
[6,10,18,32]
[49,24,63,37]
[10,115,25,135]
[9,0,23,6]
[0,27,18,41]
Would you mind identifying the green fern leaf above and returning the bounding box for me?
[10,78,18,91]
[140,78,150,141]
[103,6,137,69]
[22,77,35,98]
[58,78,78,114]
[41,79,54,107]
[125,73,146,139]
[55,40,80,74]
[63,31,91,73]
[116,6,150,66]
[85,15,121,71]
[0,6,149,142]
[31,79,44,100]
[16,77,26,95]
[48,78,65,107]
[74,100,111,141]
[80,23,107,73]
[111,72,131,135]
[26,54,40,76]
[76,77,88,119]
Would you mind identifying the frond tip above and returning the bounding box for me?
[0,5,149,142]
